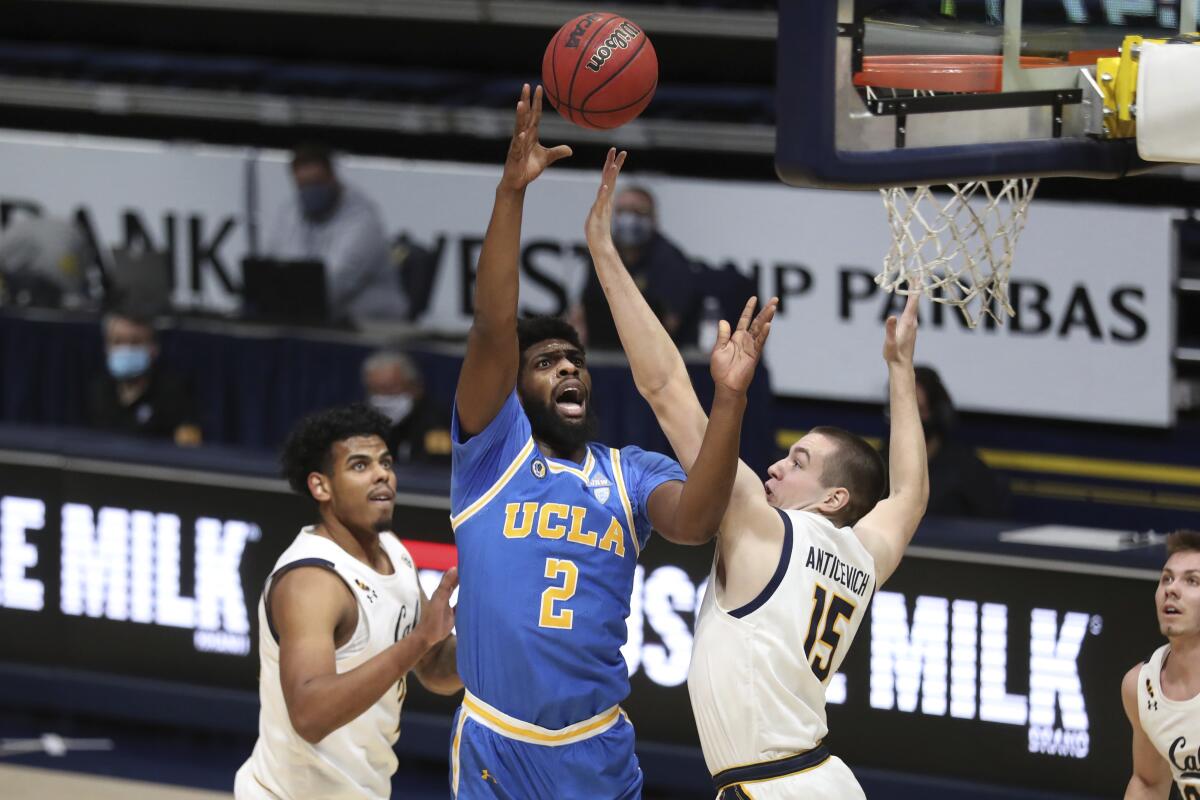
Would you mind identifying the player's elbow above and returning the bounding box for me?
[288,703,332,744]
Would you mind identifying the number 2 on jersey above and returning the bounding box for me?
[803,583,856,682]
[539,558,578,629]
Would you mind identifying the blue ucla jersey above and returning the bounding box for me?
[451,390,685,729]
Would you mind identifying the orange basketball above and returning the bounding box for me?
[542,12,658,130]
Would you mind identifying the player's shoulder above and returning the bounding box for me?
[613,442,678,469]
[380,532,417,572]
[1122,659,1150,699]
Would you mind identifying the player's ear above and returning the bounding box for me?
[308,471,331,503]
[819,487,850,516]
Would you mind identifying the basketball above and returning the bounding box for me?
[542,12,658,130]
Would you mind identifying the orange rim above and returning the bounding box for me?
[854,54,1068,93]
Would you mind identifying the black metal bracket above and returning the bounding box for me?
[865,89,1082,148]
[867,89,1082,116]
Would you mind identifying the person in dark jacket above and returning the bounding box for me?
[86,312,201,446]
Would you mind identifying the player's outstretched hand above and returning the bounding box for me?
[710,296,778,395]
[585,147,628,251]
[416,567,458,647]
[884,290,919,366]
[499,85,572,192]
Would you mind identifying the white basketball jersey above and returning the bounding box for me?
[235,528,423,800]
[1137,644,1200,794]
[689,509,875,775]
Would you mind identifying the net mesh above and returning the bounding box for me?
[877,179,1038,327]
[860,78,1039,328]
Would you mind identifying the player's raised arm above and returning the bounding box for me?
[585,149,777,545]
[852,292,928,586]
[584,149,706,457]
[456,85,572,435]
[1121,664,1173,799]
[646,293,775,544]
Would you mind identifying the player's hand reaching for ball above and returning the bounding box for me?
[585,147,628,252]
[499,85,572,192]
[884,290,920,366]
[709,296,777,395]
[415,567,458,647]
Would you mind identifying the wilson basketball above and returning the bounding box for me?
[542,13,658,130]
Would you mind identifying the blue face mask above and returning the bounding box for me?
[612,211,654,248]
[108,345,152,380]
[299,183,339,220]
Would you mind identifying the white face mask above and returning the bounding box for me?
[370,393,415,426]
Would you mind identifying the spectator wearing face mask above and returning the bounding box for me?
[86,312,202,446]
[571,184,703,349]
[361,349,450,465]
[264,144,407,323]
[883,365,1010,519]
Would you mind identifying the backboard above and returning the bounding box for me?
[776,0,1199,188]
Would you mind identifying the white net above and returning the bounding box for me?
[877,178,1039,327]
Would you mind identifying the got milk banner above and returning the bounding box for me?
[0,130,1176,425]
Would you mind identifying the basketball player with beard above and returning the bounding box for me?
[1122,530,1200,799]
[446,85,774,799]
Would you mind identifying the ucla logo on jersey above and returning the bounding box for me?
[530,459,547,479]
[354,578,379,605]
[501,501,626,558]
[589,476,612,503]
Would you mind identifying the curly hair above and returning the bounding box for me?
[517,315,584,361]
[280,403,392,496]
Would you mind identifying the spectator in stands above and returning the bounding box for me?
[886,365,1009,518]
[361,349,450,464]
[571,184,703,349]
[265,144,407,323]
[86,311,202,446]
[0,215,95,309]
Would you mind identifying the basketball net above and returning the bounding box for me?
[877,178,1038,327]
[859,60,1046,327]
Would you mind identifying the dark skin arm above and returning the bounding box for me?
[273,566,458,743]
[455,84,572,436]
[412,582,462,696]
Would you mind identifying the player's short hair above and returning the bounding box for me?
[280,403,392,496]
[516,316,585,363]
[809,425,886,527]
[291,143,335,173]
[1167,529,1200,556]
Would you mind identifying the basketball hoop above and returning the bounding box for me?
[856,55,1053,327]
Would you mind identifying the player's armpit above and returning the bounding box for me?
[716,499,787,610]
[1121,664,1173,800]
